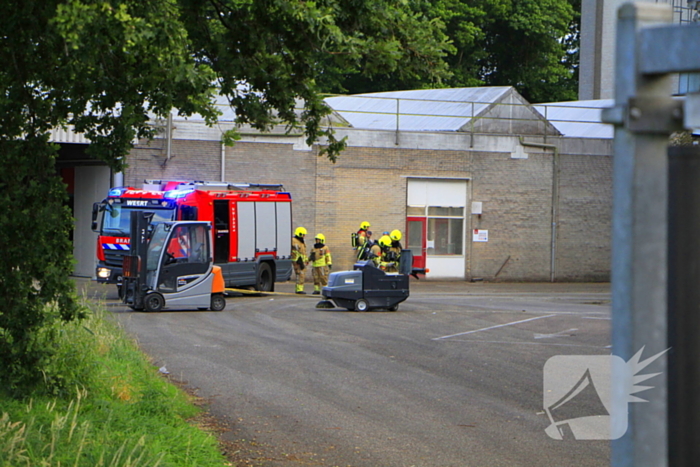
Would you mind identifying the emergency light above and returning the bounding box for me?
[109,188,125,197]
[164,187,195,199]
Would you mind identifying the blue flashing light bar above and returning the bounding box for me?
[164,187,195,199]
[108,187,126,197]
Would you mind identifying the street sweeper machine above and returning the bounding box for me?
[317,250,414,312]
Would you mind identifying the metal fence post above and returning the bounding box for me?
[609,4,673,467]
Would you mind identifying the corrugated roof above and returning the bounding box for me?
[178,94,351,128]
[131,89,620,140]
[324,87,513,131]
[50,125,91,144]
[533,99,615,139]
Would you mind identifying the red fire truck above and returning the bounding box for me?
[92,180,293,292]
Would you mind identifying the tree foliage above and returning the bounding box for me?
[326,0,580,103]
[0,0,451,394]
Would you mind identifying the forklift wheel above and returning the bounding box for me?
[144,293,165,313]
[210,294,226,311]
[354,299,369,312]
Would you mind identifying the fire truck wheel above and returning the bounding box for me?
[210,294,226,311]
[354,299,369,312]
[144,293,165,313]
[256,262,273,292]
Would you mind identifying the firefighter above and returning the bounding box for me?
[292,227,309,294]
[357,221,371,244]
[353,221,372,260]
[167,227,190,260]
[356,230,373,261]
[368,237,383,266]
[377,234,398,272]
[389,229,403,256]
[310,233,332,294]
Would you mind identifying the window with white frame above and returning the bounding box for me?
[407,206,464,255]
[406,179,467,257]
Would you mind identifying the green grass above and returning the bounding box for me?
[0,298,230,467]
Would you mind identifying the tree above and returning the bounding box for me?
[422,0,578,103]
[326,0,580,104]
[0,0,451,394]
[314,0,454,94]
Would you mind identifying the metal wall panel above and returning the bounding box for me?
[255,202,277,252]
[237,202,256,260]
[276,202,292,258]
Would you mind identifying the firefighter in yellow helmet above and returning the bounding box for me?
[368,236,383,267]
[310,233,332,294]
[377,234,399,272]
[292,227,309,294]
[353,221,372,260]
[386,229,403,273]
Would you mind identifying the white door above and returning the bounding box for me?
[407,179,468,279]
[73,166,111,277]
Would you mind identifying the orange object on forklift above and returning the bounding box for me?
[211,266,225,294]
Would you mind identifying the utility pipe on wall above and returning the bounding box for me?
[166,112,173,163]
[221,140,226,182]
[113,170,124,187]
[519,137,559,282]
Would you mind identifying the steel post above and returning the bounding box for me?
[610,4,673,467]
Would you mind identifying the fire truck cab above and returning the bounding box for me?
[92,180,293,292]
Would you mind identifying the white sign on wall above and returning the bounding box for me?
[473,229,488,242]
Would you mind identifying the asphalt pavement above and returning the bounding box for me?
[76,277,616,467]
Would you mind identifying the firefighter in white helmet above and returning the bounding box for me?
[310,233,332,294]
[292,227,309,294]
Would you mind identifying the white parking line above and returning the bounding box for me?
[445,339,606,349]
[432,314,558,340]
[534,328,578,339]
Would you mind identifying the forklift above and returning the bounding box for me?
[318,250,413,312]
[120,211,226,312]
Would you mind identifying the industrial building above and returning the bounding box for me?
[59,86,614,281]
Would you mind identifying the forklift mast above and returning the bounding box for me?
[121,211,154,310]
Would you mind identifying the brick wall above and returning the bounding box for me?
[556,153,613,281]
[469,151,554,281]
[125,138,222,186]
[468,148,612,282]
